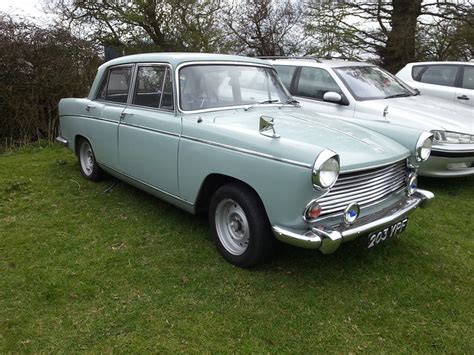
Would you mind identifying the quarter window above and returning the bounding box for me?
[97,66,132,104]
[461,66,474,90]
[411,65,426,80]
[418,65,458,87]
[296,67,342,100]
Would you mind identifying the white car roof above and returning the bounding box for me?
[405,61,473,66]
[266,58,372,68]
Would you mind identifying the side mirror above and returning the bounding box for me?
[259,115,280,138]
[323,92,342,103]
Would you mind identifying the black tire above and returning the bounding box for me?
[76,138,105,181]
[209,183,276,267]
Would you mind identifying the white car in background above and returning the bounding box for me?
[266,57,474,177]
[396,61,474,107]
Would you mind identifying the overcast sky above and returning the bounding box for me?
[0,0,55,23]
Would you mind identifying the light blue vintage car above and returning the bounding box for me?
[57,53,434,267]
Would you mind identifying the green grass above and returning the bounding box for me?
[1,144,473,353]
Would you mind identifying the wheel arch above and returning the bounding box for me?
[194,173,268,217]
[74,134,91,156]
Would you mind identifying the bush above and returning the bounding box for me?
[0,14,101,147]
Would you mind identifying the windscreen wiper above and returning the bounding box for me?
[244,99,280,111]
[284,99,300,106]
[384,93,412,99]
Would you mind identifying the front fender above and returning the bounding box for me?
[352,120,430,167]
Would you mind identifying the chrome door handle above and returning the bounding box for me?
[85,104,96,112]
[120,112,133,120]
[457,95,469,100]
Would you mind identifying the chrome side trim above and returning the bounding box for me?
[99,163,193,207]
[180,135,312,169]
[120,122,180,137]
[59,114,118,124]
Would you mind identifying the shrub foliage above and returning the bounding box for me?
[0,15,101,146]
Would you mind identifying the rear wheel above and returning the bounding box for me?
[209,183,276,267]
[77,138,104,181]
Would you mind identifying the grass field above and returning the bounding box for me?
[1,143,473,353]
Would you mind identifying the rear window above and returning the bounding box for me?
[462,66,474,90]
[417,65,458,87]
[97,66,133,104]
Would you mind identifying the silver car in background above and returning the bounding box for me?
[267,57,474,178]
[396,61,474,108]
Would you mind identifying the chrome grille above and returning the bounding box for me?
[318,160,408,216]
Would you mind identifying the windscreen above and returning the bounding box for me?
[334,66,415,100]
[179,64,291,111]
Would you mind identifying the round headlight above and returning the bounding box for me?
[416,132,433,162]
[312,150,340,189]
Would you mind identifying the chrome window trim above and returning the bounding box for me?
[174,61,276,114]
[94,63,136,105]
[180,135,311,169]
[130,62,176,114]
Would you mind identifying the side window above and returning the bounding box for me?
[296,67,342,100]
[160,68,174,110]
[461,66,474,90]
[274,65,297,90]
[412,65,426,80]
[97,66,132,104]
[133,66,166,108]
[418,65,458,87]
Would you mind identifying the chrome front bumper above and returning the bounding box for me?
[272,189,434,254]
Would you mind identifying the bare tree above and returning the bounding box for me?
[225,0,304,56]
[306,0,473,72]
[48,0,228,53]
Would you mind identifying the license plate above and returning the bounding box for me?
[366,218,408,249]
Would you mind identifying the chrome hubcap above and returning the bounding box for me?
[79,142,94,176]
[215,198,250,255]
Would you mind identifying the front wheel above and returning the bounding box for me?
[209,183,276,267]
[77,138,104,181]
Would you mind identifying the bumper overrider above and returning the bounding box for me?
[272,189,434,254]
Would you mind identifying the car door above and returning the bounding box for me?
[118,64,180,195]
[89,64,134,169]
[283,66,354,117]
[413,64,459,102]
[455,65,474,107]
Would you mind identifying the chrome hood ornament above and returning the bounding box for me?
[383,105,389,120]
